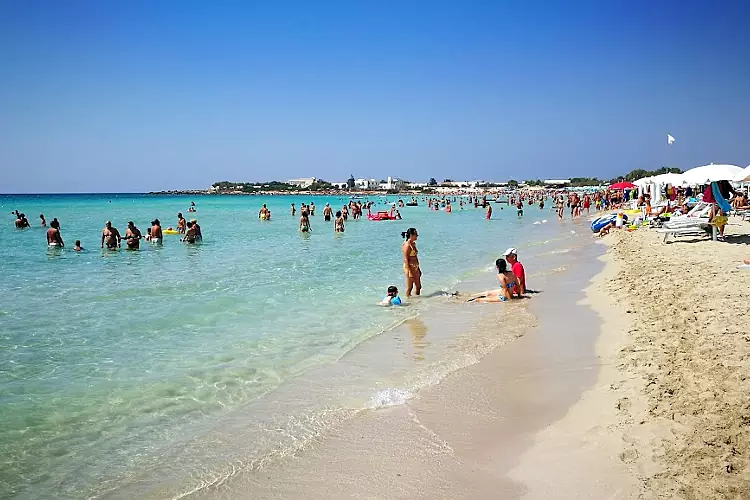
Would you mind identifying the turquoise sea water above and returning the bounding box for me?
[0,193,575,499]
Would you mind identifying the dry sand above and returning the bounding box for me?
[577,221,750,499]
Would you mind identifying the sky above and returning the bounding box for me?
[1,0,749,193]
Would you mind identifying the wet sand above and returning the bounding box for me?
[194,236,625,499]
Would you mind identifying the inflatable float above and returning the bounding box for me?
[163,229,179,235]
[591,213,627,232]
[367,211,397,221]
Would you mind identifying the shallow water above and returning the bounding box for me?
[0,194,583,499]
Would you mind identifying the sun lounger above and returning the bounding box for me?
[657,224,710,242]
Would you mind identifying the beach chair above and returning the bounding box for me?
[657,223,711,243]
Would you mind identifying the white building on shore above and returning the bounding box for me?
[355,178,379,190]
[379,177,406,190]
[287,177,317,188]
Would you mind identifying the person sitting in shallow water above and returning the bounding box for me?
[466,259,519,303]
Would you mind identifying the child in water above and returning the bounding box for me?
[380,286,402,306]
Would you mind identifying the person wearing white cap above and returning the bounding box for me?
[503,248,526,295]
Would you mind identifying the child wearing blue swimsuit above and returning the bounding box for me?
[380,286,402,306]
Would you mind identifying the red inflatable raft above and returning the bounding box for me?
[367,211,397,221]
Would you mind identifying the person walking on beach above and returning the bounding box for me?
[46,219,64,247]
[177,213,186,234]
[402,228,421,296]
[101,221,121,249]
[124,221,142,250]
[504,248,526,295]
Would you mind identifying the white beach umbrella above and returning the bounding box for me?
[732,165,750,183]
[632,177,652,188]
[681,164,743,185]
[650,172,688,186]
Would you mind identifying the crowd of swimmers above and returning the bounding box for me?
[12,207,202,251]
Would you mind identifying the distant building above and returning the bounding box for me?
[355,178,379,190]
[331,182,348,189]
[288,177,317,188]
[379,177,405,190]
[544,179,571,186]
[408,182,428,189]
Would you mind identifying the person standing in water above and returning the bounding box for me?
[485,204,492,220]
[182,221,197,243]
[150,219,163,244]
[124,221,142,250]
[290,203,296,216]
[46,219,64,247]
[177,213,186,234]
[39,214,46,227]
[334,210,345,232]
[323,203,333,222]
[309,202,316,216]
[401,228,421,297]
[101,221,121,249]
[299,212,311,232]
[15,213,30,228]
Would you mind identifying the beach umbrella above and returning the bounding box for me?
[732,165,750,183]
[649,172,688,187]
[608,181,636,190]
[681,164,743,185]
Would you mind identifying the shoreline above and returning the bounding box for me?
[173,231,612,499]
[508,238,648,498]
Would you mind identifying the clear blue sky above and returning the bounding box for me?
[1,0,749,193]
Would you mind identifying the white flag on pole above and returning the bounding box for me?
[667,134,675,145]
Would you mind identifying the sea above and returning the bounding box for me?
[0,193,592,499]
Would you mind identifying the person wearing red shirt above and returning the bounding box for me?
[504,248,526,295]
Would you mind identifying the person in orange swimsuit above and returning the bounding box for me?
[401,228,421,296]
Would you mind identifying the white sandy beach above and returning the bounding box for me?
[512,220,750,499]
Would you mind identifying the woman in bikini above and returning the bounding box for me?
[467,259,518,303]
[401,228,421,296]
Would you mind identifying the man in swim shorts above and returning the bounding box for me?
[323,203,332,222]
[101,221,121,249]
[504,248,526,295]
[177,213,186,234]
[46,219,64,247]
[150,219,163,243]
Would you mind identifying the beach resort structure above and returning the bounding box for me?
[287,177,317,188]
